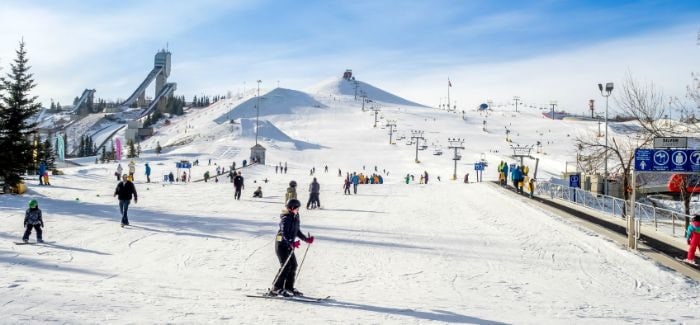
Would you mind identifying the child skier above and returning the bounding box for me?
[685,215,700,264]
[253,186,263,198]
[22,199,44,243]
[270,199,314,297]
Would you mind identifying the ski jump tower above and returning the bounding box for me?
[120,49,177,117]
[123,49,177,142]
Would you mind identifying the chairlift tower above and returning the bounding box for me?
[448,138,465,180]
[510,144,533,169]
[360,92,368,111]
[549,101,557,120]
[410,130,425,163]
[386,120,397,144]
[372,106,381,128]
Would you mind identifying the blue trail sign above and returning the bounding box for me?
[634,149,700,172]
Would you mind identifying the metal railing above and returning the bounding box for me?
[534,181,692,238]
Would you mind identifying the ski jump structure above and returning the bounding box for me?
[120,49,177,118]
[91,50,177,152]
[68,89,96,114]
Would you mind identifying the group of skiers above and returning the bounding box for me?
[497,161,529,194]
[404,171,430,184]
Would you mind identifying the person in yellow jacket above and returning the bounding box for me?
[285,180,298,203]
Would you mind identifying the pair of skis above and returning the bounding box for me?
[14,241,54,245]
[246,291,331,303]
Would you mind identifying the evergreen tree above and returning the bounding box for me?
[0,40,41,188]
[32,134,44,173]
[56,101,61,111]
[43,135,55,170]
[79,136,85,157]
[127,139,136,158]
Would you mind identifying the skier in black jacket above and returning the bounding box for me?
[270,199,314,297]
[307,178,320,209]
[114,174,138,226]
[233,171,244,200]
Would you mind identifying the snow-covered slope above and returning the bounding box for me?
[3,77,700,323]
[213,88,326,124]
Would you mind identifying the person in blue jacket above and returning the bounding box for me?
[511,166,523,193]
[501,163,509,186]
[145,163,151,183]
[351,172,360,194]
[38,162,46,185]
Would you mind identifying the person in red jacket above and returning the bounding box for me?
[685,215,700,264]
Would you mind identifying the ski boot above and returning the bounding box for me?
[289,288,304,297]
[268,287,292,297]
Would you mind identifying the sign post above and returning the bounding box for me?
[569,174,580,202]
[633,148,700,249]
[474,162,484,182]
[653,137,688,149]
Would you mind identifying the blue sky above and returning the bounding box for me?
[1,0,699,114]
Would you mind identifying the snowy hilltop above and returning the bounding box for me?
[307,77,428,107]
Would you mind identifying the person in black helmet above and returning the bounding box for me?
[270,199,315,297]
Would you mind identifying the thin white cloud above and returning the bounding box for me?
[372,24,699,115]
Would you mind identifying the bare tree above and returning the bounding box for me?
[575,73,672,218]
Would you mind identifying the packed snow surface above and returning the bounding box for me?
[1,77,698,323]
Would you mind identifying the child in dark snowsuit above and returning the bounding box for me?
[253,186,263,198]
[343,178,351,195]
[22,199,44,243]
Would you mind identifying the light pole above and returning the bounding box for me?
[255,80,261,145]
[598,82,614,196]
[386,120,397,144]
[447,138,465,180]
[410,130,424,163]
[353,80,359,100]
[513,96,520,112]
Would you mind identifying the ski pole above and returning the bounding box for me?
[295,233,311,282]
[271,246,295,288]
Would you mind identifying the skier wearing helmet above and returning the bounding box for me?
[22,199,44,243]
[285,180,298,203]
[270,199,314,297]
